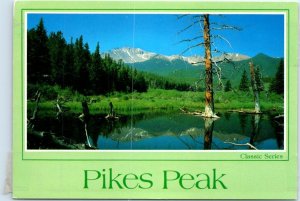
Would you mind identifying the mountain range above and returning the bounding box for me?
[107,47,250,64]
[105,47,282,86]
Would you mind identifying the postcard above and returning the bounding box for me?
[13,0,298,199]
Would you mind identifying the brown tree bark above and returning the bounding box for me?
[249,62,261,113]
[203,14,216,118]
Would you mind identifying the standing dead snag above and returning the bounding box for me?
[28,90,41,129]
[249,62,261,113]
[178,14,241,118]
[203,14,216,118]
[79,100,93,148]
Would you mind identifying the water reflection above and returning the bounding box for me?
[203,118,214,150]
[238,113,247,134]
[249,114,261,149]
[29,111,284,150]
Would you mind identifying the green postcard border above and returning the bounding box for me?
[15,2,297,162]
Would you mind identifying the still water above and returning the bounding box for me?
[29,111,284,150]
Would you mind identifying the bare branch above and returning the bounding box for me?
[191,61,205,65]
[181,42,206,55]
[178,20,201,34]
[178,35,203,44]
[211,48,222,54]
[212,57,233,64]
[224,142,258,150]
[215,14,225,18]
[212,61,224,89]
[212,24,242,31]
[192,15,205,20]
[212,34,233,49]
[176,14,188,20]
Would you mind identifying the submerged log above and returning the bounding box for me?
[105,114,119,120]
[274,114,284,119]
[228,109,263,114]
[180,107,219,118]
[180,108,203,116]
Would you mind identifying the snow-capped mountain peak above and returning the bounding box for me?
[107,47,156,63]
[106,47,249,64]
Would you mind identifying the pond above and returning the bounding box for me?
[28,111,284,150]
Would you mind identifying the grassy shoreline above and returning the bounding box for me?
[27,89,284,115]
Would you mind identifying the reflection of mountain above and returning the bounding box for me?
[102,113,278,144]
[105,126,247,143]
[33,112,282,150]
[106,48,282,86]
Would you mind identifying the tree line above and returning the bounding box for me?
[27,18,191,96]
[223,60,284,94]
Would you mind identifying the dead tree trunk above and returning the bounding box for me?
[56,97,63,120]
[203,14,216,118]
[80,100,93,148]
[249,62,261,113]
[28,91,41,129]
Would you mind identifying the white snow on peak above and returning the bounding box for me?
[106,47,249,64]
[108,47,156,63]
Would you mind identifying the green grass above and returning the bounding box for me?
[27,88,284,116]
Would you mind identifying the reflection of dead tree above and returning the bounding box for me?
[273,114,284,127]
[178,14,240,118]
[27,92,89,149]
[249,114,261,149]
[28,90,41,129]
[225,114,260,150]
[204,118,215,150]
[224,141,258,150]
[188,134,202,145]
[29,130,86,149]
[175,136,193,149]
[177,134,205,149]
[79,100,96,149]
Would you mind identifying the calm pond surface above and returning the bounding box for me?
[28,111,284,150]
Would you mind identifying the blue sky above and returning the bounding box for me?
[27,14,284,57]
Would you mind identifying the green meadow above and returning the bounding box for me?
[27,88,284,116]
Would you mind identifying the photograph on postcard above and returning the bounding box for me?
[26,13,285,151]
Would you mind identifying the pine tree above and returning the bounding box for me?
[73,36,91,94]
[269,59,284,94]
[224,80,232,92]
[64,38,75,87]
[239,69,250,91]
[255,67,264,92]
[27,18,50,83]
[48,31,67,86]
[90,43,103,93]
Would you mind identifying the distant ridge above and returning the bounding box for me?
[105,48,282,87]
[105,47,250,64]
